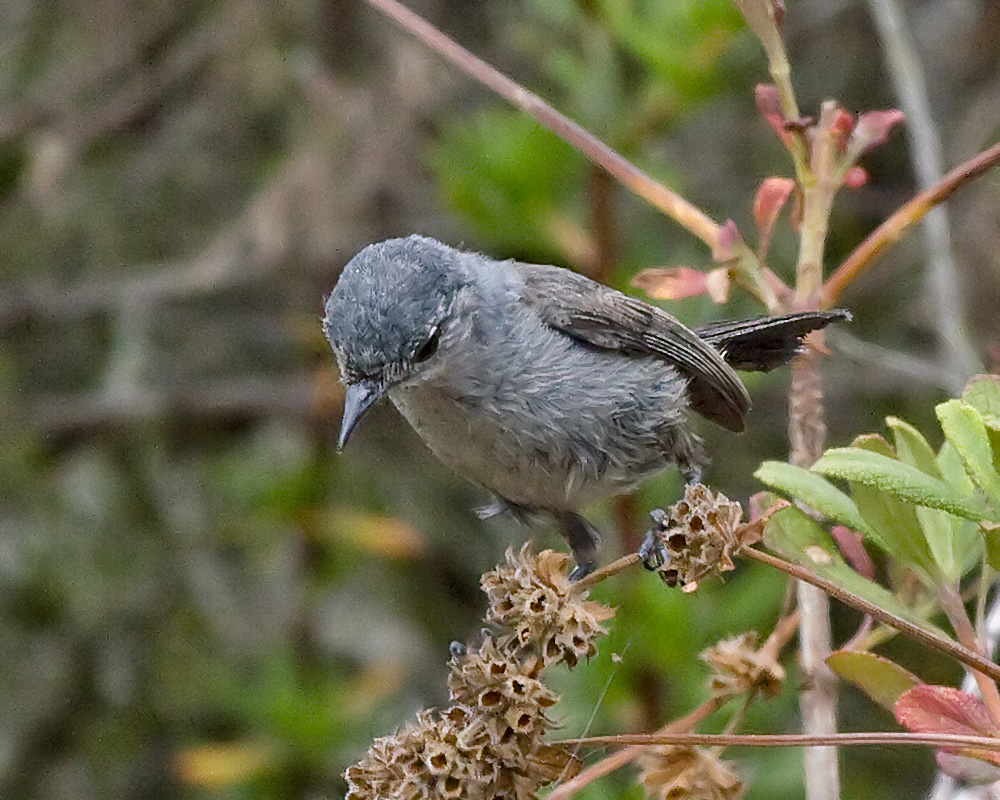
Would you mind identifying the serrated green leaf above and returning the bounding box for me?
[937,400,1000,512]
[887,417,941,477]
[813,447,987,521]
[754,461,876,538]
[826,650,921,711]
[764,506,946,636]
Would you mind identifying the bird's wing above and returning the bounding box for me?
[514,261,751,432]
[694,310,851,371]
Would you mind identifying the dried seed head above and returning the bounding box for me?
[638,745,745,800]
[481,544,615,667]
[701,632,786,699]
[344,699,577,800]
[647,484,744,589]
[345,544,602,799]
[447,635,558,740]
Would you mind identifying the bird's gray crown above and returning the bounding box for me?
[323,235,466,383]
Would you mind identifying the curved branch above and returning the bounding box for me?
[823,140,1000,305]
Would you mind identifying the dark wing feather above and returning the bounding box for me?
[514,262,751,432]
[695,310,851,371]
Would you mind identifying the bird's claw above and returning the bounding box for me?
[639,526,666,571]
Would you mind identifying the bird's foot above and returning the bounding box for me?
[639,523,666,571]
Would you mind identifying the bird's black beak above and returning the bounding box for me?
[338,378,383,451]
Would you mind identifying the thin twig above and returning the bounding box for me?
[559,731,1000,751]
[575,553,642,591]
[363,0,722,251]
[823,139,1000,305]
[547,697,726,800]
[743,548,1000,684]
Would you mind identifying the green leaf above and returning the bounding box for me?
[826,650,921,711]
[984,524,1000,572]
[764,507,947,636]
[848,479,938,585]
[885,416,967,576]
[939,440,976,495]
[845,430,939,580]
[754,461,877,538]
[813,447,987,521]
[914,506,962,580]
[962,375,1000,429]
[937,400,1000,512]
[851,433,895,458]
[887,416,941,477]
[936,443,984,577]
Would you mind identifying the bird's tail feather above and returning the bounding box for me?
[695,309,850,372]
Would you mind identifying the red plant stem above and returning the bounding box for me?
[743,548,1000,684]
[558,731,1000,751]
[939,583,1000,722]
[824,139,1000,304]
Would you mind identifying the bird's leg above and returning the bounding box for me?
[476,498,534,523]
[681,463,703,485]
[558,512,600,581]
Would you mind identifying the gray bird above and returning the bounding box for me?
[323,235,848,577]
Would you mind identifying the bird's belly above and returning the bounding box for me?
[388,358,687,510]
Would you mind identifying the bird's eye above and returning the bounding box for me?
[413,325,442,364]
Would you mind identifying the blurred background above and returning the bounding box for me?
[2,0,999,797]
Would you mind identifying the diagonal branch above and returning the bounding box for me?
[823,139,1000,305]
[363,0,723,252]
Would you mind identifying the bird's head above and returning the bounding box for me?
[323,235,465,449]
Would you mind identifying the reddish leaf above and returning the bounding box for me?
[896,685,1000,739]
[828,108,855,149]
[843,166,869,188]
[711,219,744,263]
[830,525,876,580]
[755,84,792,148]
[631,267,708,300]
[733,0,785,55]
[849,109,906,156]
[753,177,795,260]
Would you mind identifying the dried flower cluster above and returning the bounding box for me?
[638,745,745,800]
[483,546,615,667]
[344,545,614,800]
[700,632,785,699]
[645,484,745,590]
